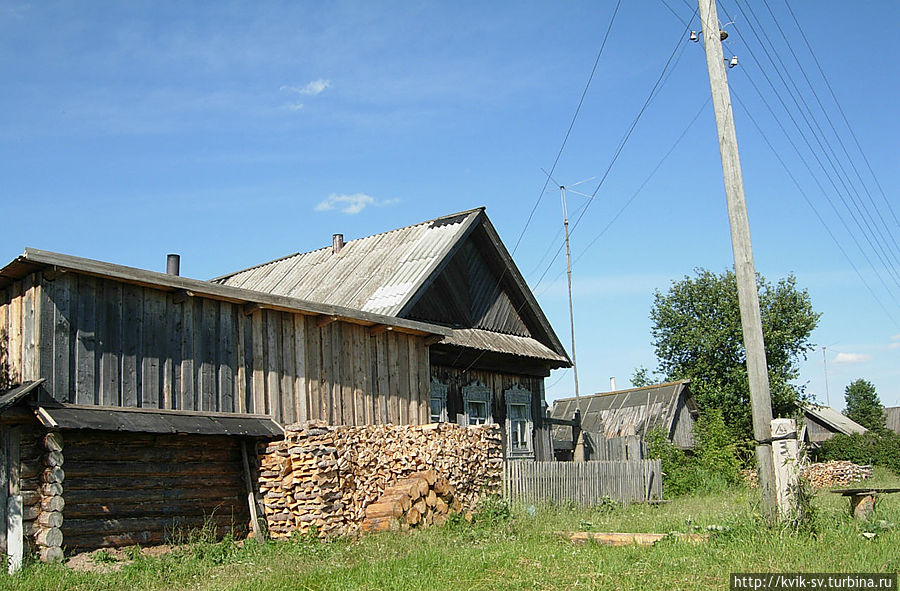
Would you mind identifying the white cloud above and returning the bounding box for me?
[892,334,900,341]
[315,193,374,215]
[286,103,304,111]
[315,193,401,214]
[281,79,331,96]
[832,352,872,364]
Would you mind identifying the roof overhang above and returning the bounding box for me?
[33,404,284,437]
[0,248,450,338]
[0,379,45,412]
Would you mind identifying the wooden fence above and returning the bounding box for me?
[503,460,663,505]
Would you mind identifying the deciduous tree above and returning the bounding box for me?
[649,268,820,438]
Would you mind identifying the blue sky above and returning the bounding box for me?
[2,1,897,408]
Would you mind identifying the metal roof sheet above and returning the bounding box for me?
[550,380,693,444]
[214,209,481,316]
[804,405,868,436]
[442,328,570,365]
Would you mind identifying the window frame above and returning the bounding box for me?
[462,382,492,426]
[504,385,534,458]
[429,378,448,423]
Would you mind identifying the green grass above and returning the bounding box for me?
[5,468,900,590]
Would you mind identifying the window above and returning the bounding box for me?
[505,385,533,457]
[430,378,448,423]
[462,382,492,426]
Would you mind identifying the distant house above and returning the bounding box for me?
[885,406,900,435]
[549,380,697,460]
[801,405,868,446]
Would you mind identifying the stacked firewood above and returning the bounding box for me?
[361,469,463,533]
[802,461,873,488]
[257,421,502,538]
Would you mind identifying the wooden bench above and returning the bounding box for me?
[829,488,900,519]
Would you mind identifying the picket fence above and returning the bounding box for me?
[502,459,663,506]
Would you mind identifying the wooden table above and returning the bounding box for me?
[830,488,900,519]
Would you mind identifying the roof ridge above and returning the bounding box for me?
[209,207,485,282]
[553,379,690,402]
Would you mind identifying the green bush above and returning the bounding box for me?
[814,430,900,475]
[647,409,743,496]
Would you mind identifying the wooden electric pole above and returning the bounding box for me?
[697,0,777,519]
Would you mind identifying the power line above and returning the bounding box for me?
[731,87,900,328]
[782,0,900,233]
[529,8,699,293]
[723,0,900,295]
[510,0,623,257]
[730,0,900,279]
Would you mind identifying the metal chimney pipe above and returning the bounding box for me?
[166,254,181,276]
[609,376,617,391]
[332,233,344,254]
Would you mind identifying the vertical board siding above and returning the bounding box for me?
[502,460,663,505]
[2,272,431,426]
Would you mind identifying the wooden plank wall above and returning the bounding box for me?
[0,271,430,426]
[502,459,663,505]
[430,365,550,460]
[61,430,250,550]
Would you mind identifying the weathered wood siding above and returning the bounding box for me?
[670,393,696,449]
[0,271,430,426]
[61,430,249,550]
[408,239,530,337]
[430,365,551,460]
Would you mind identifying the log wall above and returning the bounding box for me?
[60,430,250,550]
[0,271,430,426]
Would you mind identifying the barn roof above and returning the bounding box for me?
[550,380,694,445]
[213,208,570,366]
[886,406,900,435]
[804,405,868,436]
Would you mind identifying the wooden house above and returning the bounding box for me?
[213,208,571,461]
[0,207,569,557]
[549,380,697,460]
[801,405,867,446]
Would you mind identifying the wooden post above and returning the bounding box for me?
[4,426,23,574]
[240,439,266,540]
[771,419,800,519]
[697,0,777,520]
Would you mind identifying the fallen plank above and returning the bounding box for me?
[558,531,708,546]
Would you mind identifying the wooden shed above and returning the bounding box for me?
[549,380,697,460]
[801,404,868,446]
[0,248,446,558]
[885,406,899,436]
[214,208,572,461]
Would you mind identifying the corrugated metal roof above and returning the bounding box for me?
[804,405,868,436]
[442,328,570,365]
[886,407,900,435]
[214,209,481,316]
[550,380,693,444]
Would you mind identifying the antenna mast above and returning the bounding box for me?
[560,184,580,399]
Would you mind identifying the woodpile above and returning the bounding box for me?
[257,421,502,538]
[742,461,874,489]
[802,461,873,488]
[360,470,463,533]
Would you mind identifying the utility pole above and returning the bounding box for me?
[697,0,777,520]
[822,346,830,407]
